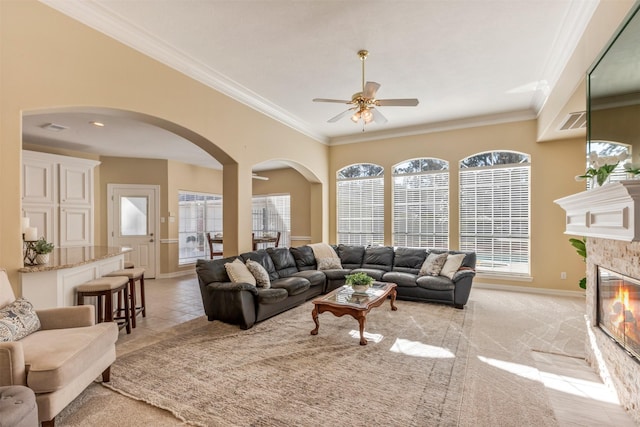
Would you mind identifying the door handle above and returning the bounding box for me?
[149,239,154,242]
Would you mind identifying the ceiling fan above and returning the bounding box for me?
[313,50,419,128]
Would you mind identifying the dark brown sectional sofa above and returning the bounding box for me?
[196,245,476,329]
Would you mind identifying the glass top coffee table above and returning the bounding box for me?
[310,282,397,345]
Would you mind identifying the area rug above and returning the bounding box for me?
[104,299,473,426]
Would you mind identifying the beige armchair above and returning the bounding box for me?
[0,269,119,426]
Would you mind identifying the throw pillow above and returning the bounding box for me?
[309,243,342,270]
[224,259,256,285]
[246,259,271,289]
[419,252,448,277]
[440,253,466,279]
[0,298,41,342]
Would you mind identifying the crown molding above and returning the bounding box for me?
[328,109,537,145]
[39,0,329,144]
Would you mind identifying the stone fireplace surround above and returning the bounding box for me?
[556,181,640,424]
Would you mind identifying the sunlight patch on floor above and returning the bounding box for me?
[389,338,455,358]
[478,355,620,404]
[348,330,384,343]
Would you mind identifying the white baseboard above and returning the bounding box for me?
[474,282,585,298]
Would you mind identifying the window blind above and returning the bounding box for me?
[252,194,291,247]
[178,191,222,265]
[337,176,384,246]
[459,164,530,275]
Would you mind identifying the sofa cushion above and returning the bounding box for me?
[267,247,298,278]
[361,246,394,272]
[291,270,326,288]
[350,268,385,281]
[416,275,455,291]
[240,250,279,281]
[20,322,118,393]
[256,288,288,305]
[321,269,352,281]
[309,243,342,270]
[196,257,237,284]
[271,277,310,296]
[246,259,271,288]
[440,253,466,279]
[290,246,317,271]
[392,247,427,274]
[337,245,365,269]
[382,271,419,288]
[0,298,41,342]
[419,252,448,277]
[224,259,256,285]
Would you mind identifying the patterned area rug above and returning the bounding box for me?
[104,299,473,426]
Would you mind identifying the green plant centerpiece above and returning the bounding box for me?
[345,272,374,294]
[34,237,54,265]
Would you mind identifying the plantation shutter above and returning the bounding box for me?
[459,164,530,275]
[393,172,449,248]
[337,176,384,245]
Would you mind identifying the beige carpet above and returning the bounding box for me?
[101,300,471,426]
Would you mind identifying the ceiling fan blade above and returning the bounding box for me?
[371,108,388,124]
[363,81,381,99]
[313,98,351,104]
[328,108,356,123]
[376,98,420,107]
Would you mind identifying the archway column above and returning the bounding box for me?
[222,163,253,255]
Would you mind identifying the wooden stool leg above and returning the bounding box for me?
[123,284,131,334]
[105,290,114,323]
[96,295,104,323]
[129,279,137,329]
[139,275,146,317]
[77,293,84,306]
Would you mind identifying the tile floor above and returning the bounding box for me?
[114,275,637,426]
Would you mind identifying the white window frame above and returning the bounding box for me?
[252,193,291,248]
[337,163,384,246]
[459,151,531,277]
[178,191,222,265]
[392,158,449,248]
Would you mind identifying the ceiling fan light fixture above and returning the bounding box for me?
[350,111,361,123]
[361,108,373,123]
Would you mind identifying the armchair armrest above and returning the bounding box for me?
[0,342,26,386]
[36,305,95,330]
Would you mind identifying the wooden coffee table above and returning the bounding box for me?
[310,282,397,345]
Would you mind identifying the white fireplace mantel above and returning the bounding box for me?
[554,180,640,241]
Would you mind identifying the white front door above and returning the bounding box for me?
[108,184,159,278]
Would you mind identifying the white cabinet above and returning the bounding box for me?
[22,151,100,247]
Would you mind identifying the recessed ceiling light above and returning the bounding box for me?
[90,121,105,127]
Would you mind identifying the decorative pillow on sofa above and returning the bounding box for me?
[0,298,41,342]
[246,259,271,289]
[224,259,256,285]
[419,252,448,277]
[309,243,342,270]
[440,254,466,279]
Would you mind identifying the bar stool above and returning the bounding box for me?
[76,276,131,334]
[105,267,146,328]
[124,261,135,269]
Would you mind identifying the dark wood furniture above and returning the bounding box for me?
[252,231,281,250]
[105,267,146,329]
[206,232,224,258]
[76,276,131,334]
[310,282,397,345]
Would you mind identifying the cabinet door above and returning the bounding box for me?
[22,157,56,204]
[59,163,92,206]
[22,204,56,244]
[60,207,92,247]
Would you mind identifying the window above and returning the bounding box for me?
[459,151,530,276]
[337,163,384,246]
[393,158,449,248]
[178,191,222,265]
[586,141,631,188]
[252,194,290,247]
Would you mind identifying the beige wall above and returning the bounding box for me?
[329,119,588,291]
[1,1,328,289]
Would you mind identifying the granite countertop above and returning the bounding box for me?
[19,246,132,273]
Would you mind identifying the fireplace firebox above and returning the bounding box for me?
[598,267,640,362]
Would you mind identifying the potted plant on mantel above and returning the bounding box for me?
[345,272,374,294]
[34,237,54,265]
